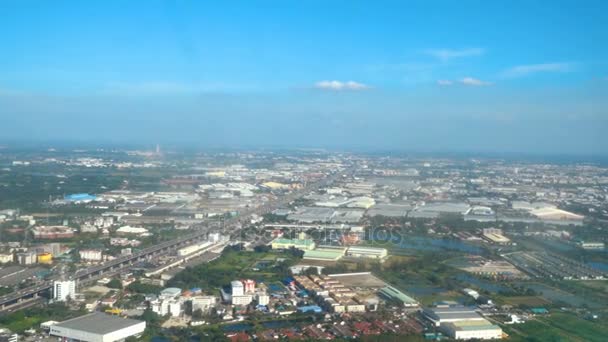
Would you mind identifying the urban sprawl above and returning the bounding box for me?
[0,147,607,341]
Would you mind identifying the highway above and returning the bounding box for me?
[0,166,348,312]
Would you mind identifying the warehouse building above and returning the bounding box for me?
[303,246,346,261]
[379,286,418,307]
[345,246,388,260]
[271,238,316,251]
[441,320,503,340]
[423,305,503,340]
[50,312,145,342]
[423,306,485,327]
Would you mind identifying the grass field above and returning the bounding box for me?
[167,248,298,291]
[577,280,608,293]
[500,296,550,306]
[506,312,608,342]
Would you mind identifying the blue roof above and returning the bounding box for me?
[297,305,322,313]
[65,193,97,201]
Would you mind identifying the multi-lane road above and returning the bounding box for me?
[0,166,348,313]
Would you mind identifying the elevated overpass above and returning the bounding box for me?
[0,228,211,311]
[0,166,351,312]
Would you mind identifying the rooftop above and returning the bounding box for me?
[53,312,144,335]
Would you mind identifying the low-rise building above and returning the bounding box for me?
[345,246,388,259]
[379,286,418,307]
[79,249,103,262]
[232,295,253,306]
[271,238,316,251]
[50,312,145,342]
[0,253,13,263]
[191,296,216,312]
[16,251,37,265]
[441,320,503,340]
[32,226,75,239]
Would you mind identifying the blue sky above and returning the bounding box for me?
[1,0,607,154]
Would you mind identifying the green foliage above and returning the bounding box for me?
[0,303,85,333]
[106,278,123,289]
[167,249,296,290]
[126,281,162,295]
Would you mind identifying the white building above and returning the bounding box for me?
[16,251,36,265]
[116,226,149,235]
[256,293,270,306]
[231,280,244,296]
[50,312,145,342]
[79,249,103,262]
[345,246,388,259]
[53,280,76,302]
[151,299,182,317]
[192,296,216,312]
[0,253,13,263]
[441,320,503,340]
[168,300,182,317]
[159,287,182,300]
[232,295,253,306]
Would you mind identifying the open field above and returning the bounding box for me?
[499,296,550,306]
[167,248,298,291]
[525,313,608,342]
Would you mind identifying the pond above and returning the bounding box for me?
[262,320,295,329]
[221,323,254,332]
[396,237,484,254]
[517,282,603,309]
[587,262,608,272]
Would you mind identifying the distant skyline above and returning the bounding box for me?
[1,1,607,155]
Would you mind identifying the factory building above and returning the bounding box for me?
[303,246,346,261]
[345,246,388,260]
[50,312,145,342]
[441,320,503,340]
[378,286,418,307]
[423,305,503,340]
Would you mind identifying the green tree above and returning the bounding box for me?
[107,278,123,289]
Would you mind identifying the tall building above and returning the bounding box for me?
[16,251,36,265]
[231,280,244,296]
[242,279,256,294]
[53,280,76,302]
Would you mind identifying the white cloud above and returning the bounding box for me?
[503,62,574,77]
[437,80,454,86]
[460,77,492,86]
[424,48,485,62]
[314,80,370,91]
